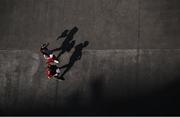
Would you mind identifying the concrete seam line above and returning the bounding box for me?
[0,49,180,51]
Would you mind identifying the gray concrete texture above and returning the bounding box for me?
[0,0,180,115]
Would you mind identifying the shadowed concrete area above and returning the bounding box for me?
[1,0,180,115]
[0,50,180,115]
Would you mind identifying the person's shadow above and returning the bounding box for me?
[58,41,89,79]
[53,26,78,59]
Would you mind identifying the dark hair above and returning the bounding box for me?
[40,48,49,56]
[41,42,49,49]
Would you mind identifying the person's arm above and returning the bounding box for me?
[41,42,49,50]
[44,42,49,48]
[44,55,48,59]
[54,73,58,77]
[49,54,53,58]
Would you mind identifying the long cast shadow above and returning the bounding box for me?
[53,27,78,59]
[58,41,89,79]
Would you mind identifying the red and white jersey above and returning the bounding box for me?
[45,66,61,79]
[44,54,59,64]
[45,68,54,79]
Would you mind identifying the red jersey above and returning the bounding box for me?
[45,65,60,79]
[47,57,55,64]
[45,55,59,64]
[45,67,56,79]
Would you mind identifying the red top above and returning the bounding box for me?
[45,67,55,78]
[47,57,55,64]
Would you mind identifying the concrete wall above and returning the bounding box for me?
[0,0,180,115]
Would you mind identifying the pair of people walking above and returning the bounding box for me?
[40,42,65,80]
[40,27,89,81]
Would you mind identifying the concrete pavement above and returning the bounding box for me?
[1,0,180,115]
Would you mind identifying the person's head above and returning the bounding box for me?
[41,42,49,50]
